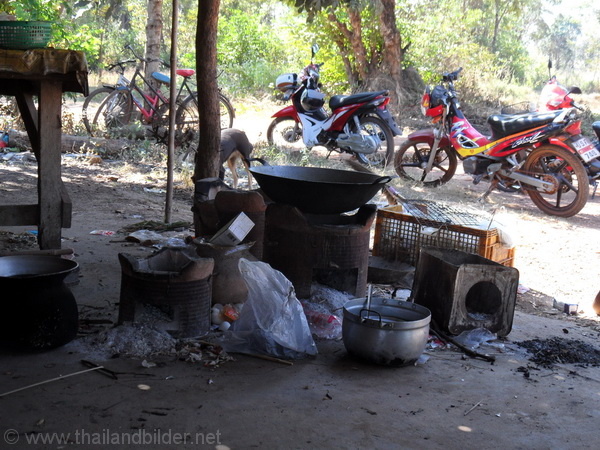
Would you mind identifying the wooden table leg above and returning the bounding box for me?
[37,80,63,249]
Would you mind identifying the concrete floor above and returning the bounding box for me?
[1,265,599,450]
[1,159,599,449]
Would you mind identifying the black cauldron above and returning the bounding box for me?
[249,165,391,214]
[0,255,79,351]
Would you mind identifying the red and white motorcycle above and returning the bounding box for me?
[394,68,592,217]
[267,45,401,166]
[538,74,600,193]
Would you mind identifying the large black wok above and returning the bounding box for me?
[249,165,391,214]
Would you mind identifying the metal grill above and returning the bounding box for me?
[399,199,491,227]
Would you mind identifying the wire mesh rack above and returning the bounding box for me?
[372,201,515,267]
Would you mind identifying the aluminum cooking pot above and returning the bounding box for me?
[342,296,431,366]
[249,165,391,214]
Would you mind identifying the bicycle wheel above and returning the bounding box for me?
[91,89,133,137]
[219,92,235,129]
[175,95,200,163]
[150,103,172,145]
[82,87,115,136]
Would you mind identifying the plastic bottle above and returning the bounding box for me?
[302,304,342,339]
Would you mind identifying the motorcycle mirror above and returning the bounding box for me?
[311,44,319,58]
[569,86,582,95]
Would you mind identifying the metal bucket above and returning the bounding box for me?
[342,296,431,366]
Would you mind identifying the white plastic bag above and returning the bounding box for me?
[219,259,317,359]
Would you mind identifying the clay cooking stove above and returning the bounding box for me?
[262,203,376,299]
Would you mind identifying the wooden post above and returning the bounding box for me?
[37,79,64,249]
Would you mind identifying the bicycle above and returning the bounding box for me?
[82,46,235,153]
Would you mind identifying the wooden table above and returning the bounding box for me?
[0,48,88,249]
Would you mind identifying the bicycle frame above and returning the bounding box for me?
[119,64,196,123]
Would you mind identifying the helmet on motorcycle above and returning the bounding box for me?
[301,88,325,111]
[421,85,446,118]
[276,73,299,93]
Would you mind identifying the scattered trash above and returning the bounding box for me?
[141,360,157,368]
[144,187,166,194]
[517,284,530,294]
[125,229,165,245]
[125,229,189,248]
[0,131,9,147]
[178,340,234,367]
[121,220,192,233]
[416,353,431,365]
[211,303,243,329]
[453,328,499,349]
[90,230,115,236]
[137,384,151,390]
[308,283,353,313]
[301,302,342,340]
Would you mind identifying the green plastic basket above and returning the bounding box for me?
[0,21,52,50]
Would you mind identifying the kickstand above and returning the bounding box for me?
[478,178,499,202]
[592,181,598,199]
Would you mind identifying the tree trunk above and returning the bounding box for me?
[328,8,369,84]
[145,0,164,88]
[194,0,221,182]
[376,0,405,106]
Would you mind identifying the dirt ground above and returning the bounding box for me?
[1,101,600,449]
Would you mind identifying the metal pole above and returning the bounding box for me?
[165,0,179,223]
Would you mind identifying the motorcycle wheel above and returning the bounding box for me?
[394,138,457,186]
[354,116,395,167]
[523,144,589,217]
[267,117,304,152]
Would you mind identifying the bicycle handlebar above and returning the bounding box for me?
[124,44,170,68]
[106,59,136,72]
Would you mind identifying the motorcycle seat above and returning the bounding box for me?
[487,111,562,139]
[329,90,389,110]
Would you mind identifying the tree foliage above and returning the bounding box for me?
[10,0,598,100]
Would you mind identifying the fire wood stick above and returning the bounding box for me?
[0,366,104,397]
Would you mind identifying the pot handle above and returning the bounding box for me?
[359,308,383,327]
[372,176,392,185]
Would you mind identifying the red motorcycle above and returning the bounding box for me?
[267,45,401,167]
[538,74,600,193]
[393,68,591,217]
